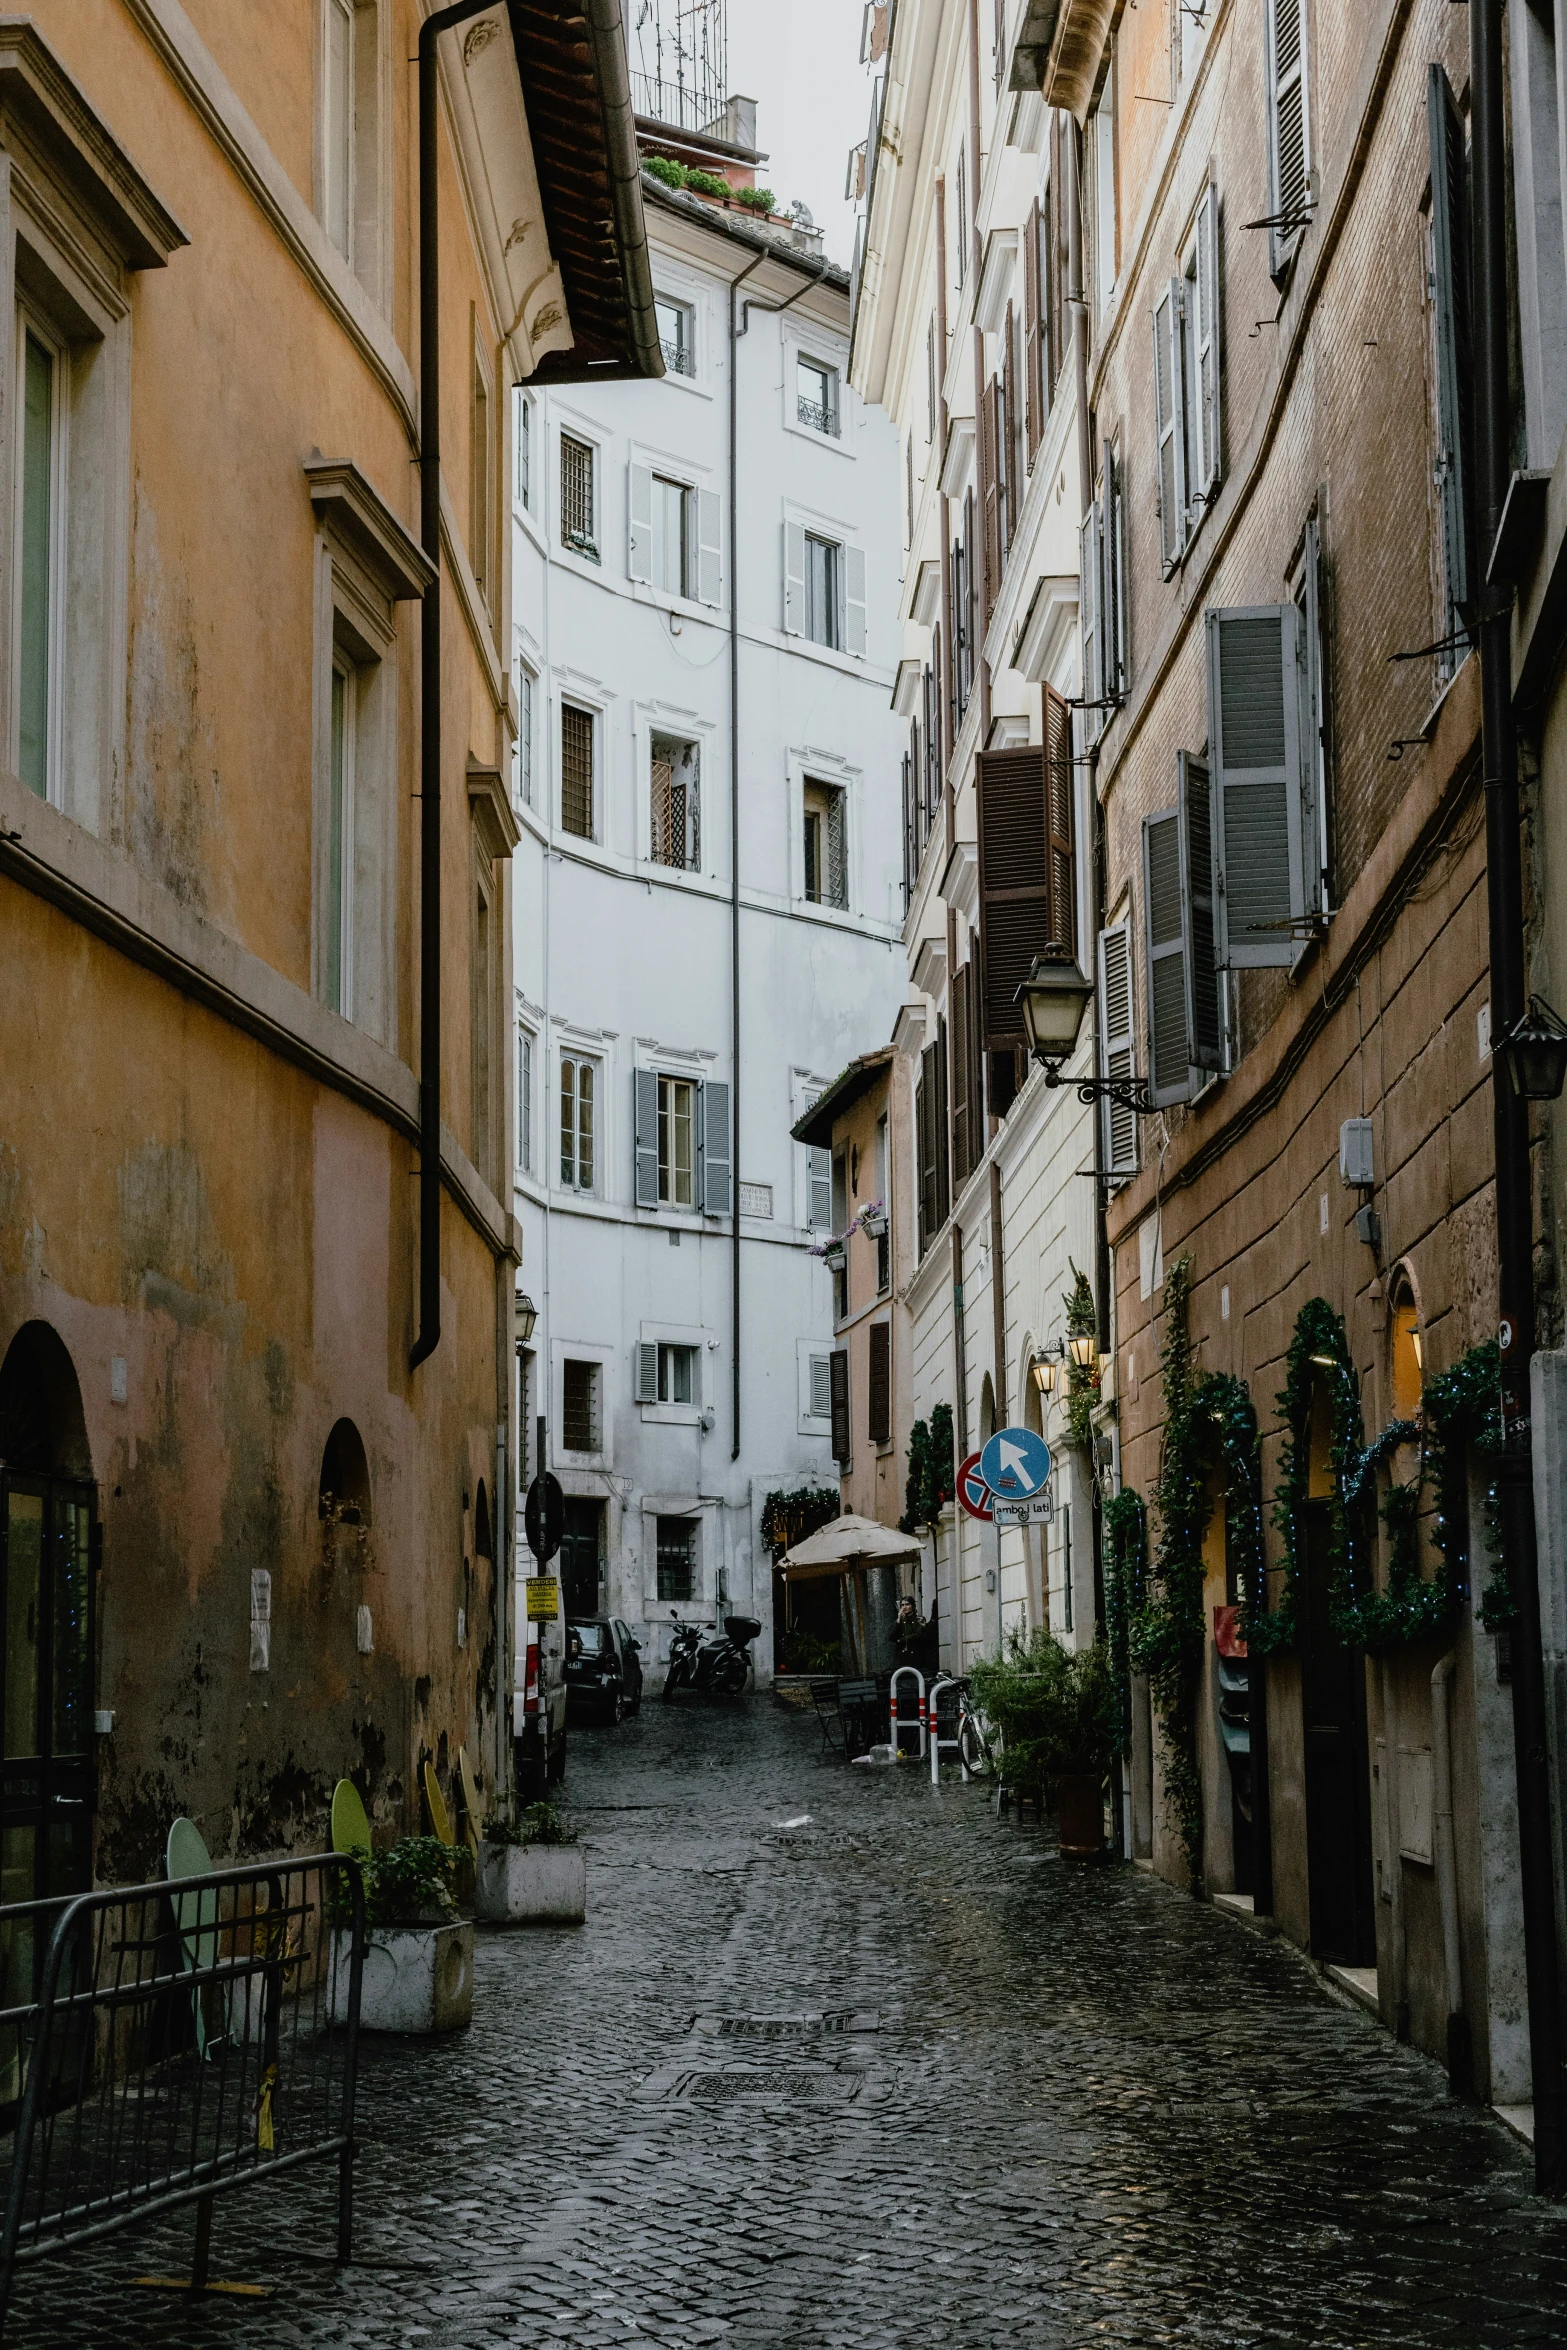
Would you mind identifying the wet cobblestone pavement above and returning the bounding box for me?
[20,1696,1567,2347]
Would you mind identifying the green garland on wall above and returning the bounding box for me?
[900,1402,955,1532]
[1102,1487,1146,1764]
[1422,1341,1507,1626]
[1063,1261,1100,1452]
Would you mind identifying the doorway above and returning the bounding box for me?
[560,1498,603,1619]
[1300,1497,1376,1963]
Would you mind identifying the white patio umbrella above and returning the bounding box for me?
[779,1515,922,1674]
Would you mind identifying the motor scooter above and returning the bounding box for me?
[661,1614,761,1701]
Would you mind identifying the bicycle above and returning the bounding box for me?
[929,1675,998,1780]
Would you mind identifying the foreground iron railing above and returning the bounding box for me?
[0,1852,364,2328]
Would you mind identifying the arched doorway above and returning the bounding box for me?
[0,1323,96,1914]
[1300,1371,1376,1963]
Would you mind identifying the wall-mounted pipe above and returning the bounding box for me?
[1430,1651,1472,2095]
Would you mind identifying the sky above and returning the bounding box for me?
[726,0,867,264]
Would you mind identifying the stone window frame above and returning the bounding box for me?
[313,0,392,312]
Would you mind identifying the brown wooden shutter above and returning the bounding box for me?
[976,745,1051,1055]
[950,961,971,1183]
[1002,305,1017,553]
[830,1347,851,1466]
[1044,684,1076,952]
[934,1019,950,1227]
[1046,117,1065,407]
[1023,202,1042,463]
[979,383,999,630]
[969,925,985,1137]
[868,1322,891,1446]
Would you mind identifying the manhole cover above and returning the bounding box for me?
[666,2068,864,2103]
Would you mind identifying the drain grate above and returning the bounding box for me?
[691,2010,879,2041]
[666,2068,863,2103]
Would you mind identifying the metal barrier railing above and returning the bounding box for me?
[889,1665,926,1760]
[0,1851,364,2327]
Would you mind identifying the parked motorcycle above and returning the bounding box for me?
[662,1615,761,1701]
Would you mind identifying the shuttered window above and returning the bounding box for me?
[980,378,1000,629]
[1023,200,1044,463]
[830,1347,851,1466]
[1265,0,1311,282]
[1102,441,1126,703]
[1002,304,1018,549]
[977,723,1075,1060]
[1045,114,1064,408]
[951,960,972,1184]
[1153,279,1187,575]
[1205,604,1307,969]
[808,1143,833,1229]
[1191,185,1221,504]
[868,1321,892,1446]
[1298,516,1329,913]
[561,703,594,838]
[809,1354,832,1418]
[915,1062,932,1251]
[1180,753,1223,1073]
[1045,685,1075,953]
[561,1055,596,1190]
[1427,63,1475,641]
[1079,497,1102,722]
[1143,808,1189,1107]
[698,1081,731,1216]
[1097,923,1139,1179]
[634,1342,659,1404]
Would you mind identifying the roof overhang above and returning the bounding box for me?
[790,1049,895,1147]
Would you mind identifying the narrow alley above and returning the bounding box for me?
[22,1699,1567,2349]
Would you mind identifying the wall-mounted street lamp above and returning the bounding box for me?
[1497,996,1567,1101]
[1068,1332,1099,1370]
[514,1292,538,1350]
[1031,1340,1065,1395]
[1015,945,1158,1117]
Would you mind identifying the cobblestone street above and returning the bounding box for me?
[22,1697,1567,2348]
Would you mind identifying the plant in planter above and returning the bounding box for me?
[683,167,731,200]
[643,155,686,189]
[476,1803,585,1926]
[971,1631,1119,1856]
[736,185,776,213]
[329,1836,472,2034]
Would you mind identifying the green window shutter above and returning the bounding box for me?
[1178,752,1223,1072]
[1427,63,1475,631]
[1096,923,1139,1179]
[1152,279,1186,575]
[634,1068,659,1208]
[1143,808,1192,1108]
[1205,603,1305,969]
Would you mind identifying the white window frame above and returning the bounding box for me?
[789,748,861,918]
[513,649,535,810]
[648,728,702,873]
[1089,68,1117,314]
[558,1047,601,1195]
[783,327,854,457]
[514,386,533,512]
[639,1500,714,1617]
[558,420,601,566]
[655,291,697,379]
[517,1021,535,1176]
[782,504,868,657]
[636,1318,709,1428]
[310,516,399,1044]
[657,1071,697,1208]
[552,1339,613,1471]
[557,691,601,844]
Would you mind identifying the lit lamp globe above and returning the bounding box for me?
[1016,946,1094,1064]
[1068,1332,1098,1370]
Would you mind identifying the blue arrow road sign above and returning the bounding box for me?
[980,1425,1052,1500]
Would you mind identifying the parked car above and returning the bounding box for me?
[565,1618,643,1722]
[514,1600,567,1797]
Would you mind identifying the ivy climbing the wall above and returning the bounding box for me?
[901,1402,955,1532]
[1102,1487,1146,1765]
[1062,1261,1100,1453]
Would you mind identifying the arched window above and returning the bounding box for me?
[1389,1278,1424,1422]
[319,1419,371,1525]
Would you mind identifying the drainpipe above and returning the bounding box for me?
[1471,0,1566,2187]
[412,0,499,1368]
[1431,1653,1472,2095]
[727,248,833,1465]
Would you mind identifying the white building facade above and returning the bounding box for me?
[509,169,906,1687]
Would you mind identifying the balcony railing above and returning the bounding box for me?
[661,337,695,377]
[797,396,840,438]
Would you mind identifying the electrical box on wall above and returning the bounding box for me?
[1339,1117,1375,1188]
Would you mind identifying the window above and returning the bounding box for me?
[915,1030,950,1252]
[471,328,493,601]
[785,524,866,653]
[1427,66,1474,676]
[15,323,57,800]
[656,1516,695,1601]
[875,1115,890,1293]
[830,1348,851,1466]
[1079,442,1126,738]
[471,868,499,1183]
[658,1343,697,1403]
[1153,187,1221,577]
[519,671,534,806]
[656,296,695,376]
[518,1029,534,1172]
[651,475,691,598]
[320,0,384,297]
[325,656,356,1015]
[658,1074,695,1206]
[561,433,597,559]
[955,146,967,289]
[323,0,356,259]
[562,1359,600,1452]
[560,1054,596,1190]
[868,1320,891,1445]
[651,734,700,870]
[1204,602,1313,967]
[515,390,532,510]
[797,356,840,437]
[1089,74,1116,313]
[1097,920,1139,1179]
[1141,754,1221,1109]
[803,778,848,908]
[1290,517,1330,911]
[808,1142,833,1228]
[1264,0,1311,281]
[561,703,595,838]
[805,531,841,648]
[808,1353,832,1419]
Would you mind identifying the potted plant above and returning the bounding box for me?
[971,1632,1119,1858]
[476,1802,585,1925]
[330,1836,473,2032]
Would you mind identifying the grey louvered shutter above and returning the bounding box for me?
[628,462,653,583]
[810,1354,832,1418]
[830,1347,851,1466]
[1103,440,1125,701]
[1427,64,1475,628]
[699,1080,731,1215]
[1206,604,1305,969]
[784,521,806,633]
[1300,516,1326,916]
[1194,182,1221,500]
[1143,809,1192,1107]
[634,1342,659,1403]
[1152,280,1186,576]
[1096,923,1138,1178]
[1178,753,1222,1071]
[698,489,722,606]
[1265,0,1310,282]
[845,544,868,657]
[1023,200,1043,462]
[915,1060,933,1249]
[634,1068,659,1207]
[1078,498,1101,720]
[809,1142,833,1228]
[1044,685,1076,952]
[933,1021,950,1227]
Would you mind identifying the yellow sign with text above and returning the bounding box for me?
[524,1576,561,1624]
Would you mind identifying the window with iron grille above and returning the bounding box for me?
[560,432,597,558]
[656,296,695,376]
[651,735,700,869]
[515,390,531,509]
[562,1358,599,1452]
[803,778,847,908]
[561,703,594,838]
[797,355,840,437]
[656,1514,695,1600]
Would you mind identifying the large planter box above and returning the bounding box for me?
[331,1920,473,2032]
[1056,1772,1106,1860]
[476,1841,586,1925]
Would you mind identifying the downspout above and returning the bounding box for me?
[728,246,831,1464]
[1430,1652,1471,2094]
[1471,0,1566,2185]
[412,0,499,1368]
